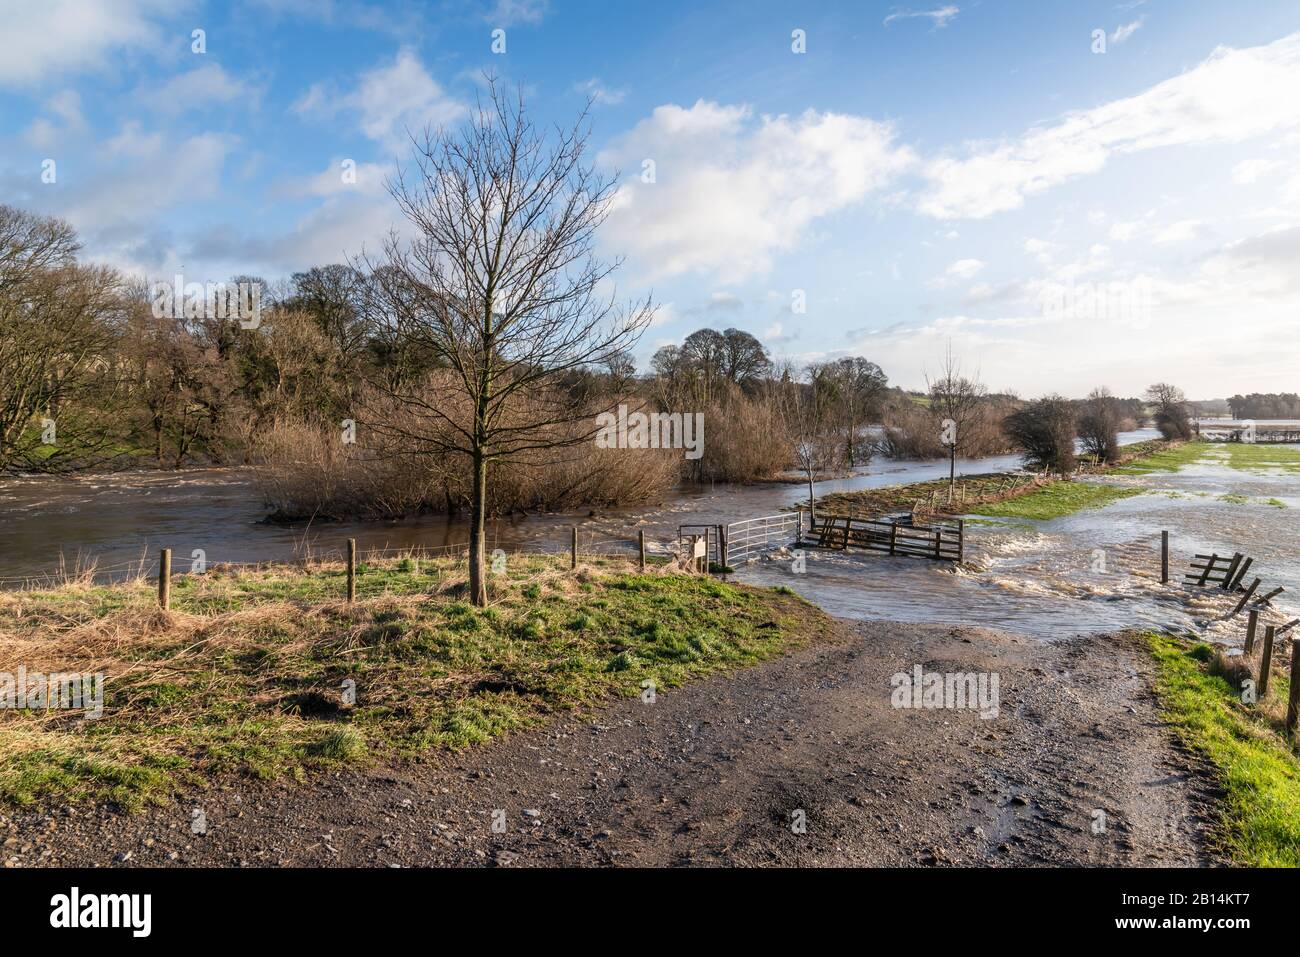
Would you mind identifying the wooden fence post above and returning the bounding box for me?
[158,548,171,610]
[1259,625,1277,698]
[638,530,646,572]
[1245,609,1259,655]
[571,526,578,569]
[1160,530,1169,584]
[1286,638,1300,736]
[346,539,356,603]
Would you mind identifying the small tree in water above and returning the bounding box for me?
[368,83,653,605]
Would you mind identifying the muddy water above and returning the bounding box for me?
[3,430,1293,644]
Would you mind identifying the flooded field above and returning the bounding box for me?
[2,430,1295,643]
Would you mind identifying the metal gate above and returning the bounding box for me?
[723,513,802,565]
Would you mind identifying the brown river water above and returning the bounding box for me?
[2,430,1296,643]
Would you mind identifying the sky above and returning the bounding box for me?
[2,0,1300,397]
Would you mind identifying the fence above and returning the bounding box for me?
[805,511,964,563]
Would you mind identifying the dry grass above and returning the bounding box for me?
[0,553,818,809]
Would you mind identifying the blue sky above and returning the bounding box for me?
[3,0,1300,396]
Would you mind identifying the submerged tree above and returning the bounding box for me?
[367,82,653,605]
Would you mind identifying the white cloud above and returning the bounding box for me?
[0,0,175,87]
[599,100,915,282]
[928,256,984,288]
[1154,219,1206,244]
[883,6,959,28]
[1109,19,1144,45]
[293,48,465,151]
[23,89,86,147]
[486,0,549,26]
[1232,157,1285,184]
[919,32,1300,219]
[142,63,260,115]
[574,77,626,106]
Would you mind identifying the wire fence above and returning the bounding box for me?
[0,526,682,596]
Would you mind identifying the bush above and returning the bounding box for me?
[1004,396,1077,476]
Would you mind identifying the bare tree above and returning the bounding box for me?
[926,346,988,498]
[366,83,653,605]
[1078,387,1121,462]
[1145,382,1192,440]
[809,356,887,465]
[779,361,842,525]
[0,206,124,472]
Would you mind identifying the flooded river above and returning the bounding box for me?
[2,429,1296,643]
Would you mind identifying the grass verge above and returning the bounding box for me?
[1144,632,1300,866]
[0,555,825,810]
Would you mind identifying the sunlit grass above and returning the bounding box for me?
[1146,633,1300,867]
[0,555,819,809]
[970,481,1143,521]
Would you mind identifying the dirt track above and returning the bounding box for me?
[3,620,1213,867]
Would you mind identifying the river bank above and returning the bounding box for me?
[811,438,1170,519]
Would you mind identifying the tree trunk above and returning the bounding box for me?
[468,449,488,606]
[807,471,816,526]
[949,446,956,493]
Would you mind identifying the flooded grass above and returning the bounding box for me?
[1146,632,1300,867]
[1219,443,1300,474]
[1110,441,1210,474]
[0,555,822,809]
[969,482,1144,521]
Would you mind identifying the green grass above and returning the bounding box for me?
[1110,441,1211,474]
[1218,443,1300,474]
[0,554,823,809]
[1145,632,1300,866]
[970,481,1144,520]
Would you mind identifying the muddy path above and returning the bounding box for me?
[3,620,1213,868]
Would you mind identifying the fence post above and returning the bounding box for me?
[1245,609,1260,654]
[1160,530,1169,584]
[639,530,646,572]
[571,526,578,569]
[158,548,171,610]
[1287,638,1300,736]
[346,539,356,603]
[1259,625,1277,698]
[719,525,728,569]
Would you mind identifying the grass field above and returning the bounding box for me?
[970,481,1144,521]
[1146,633,1300,867]
[0,555,824,809]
